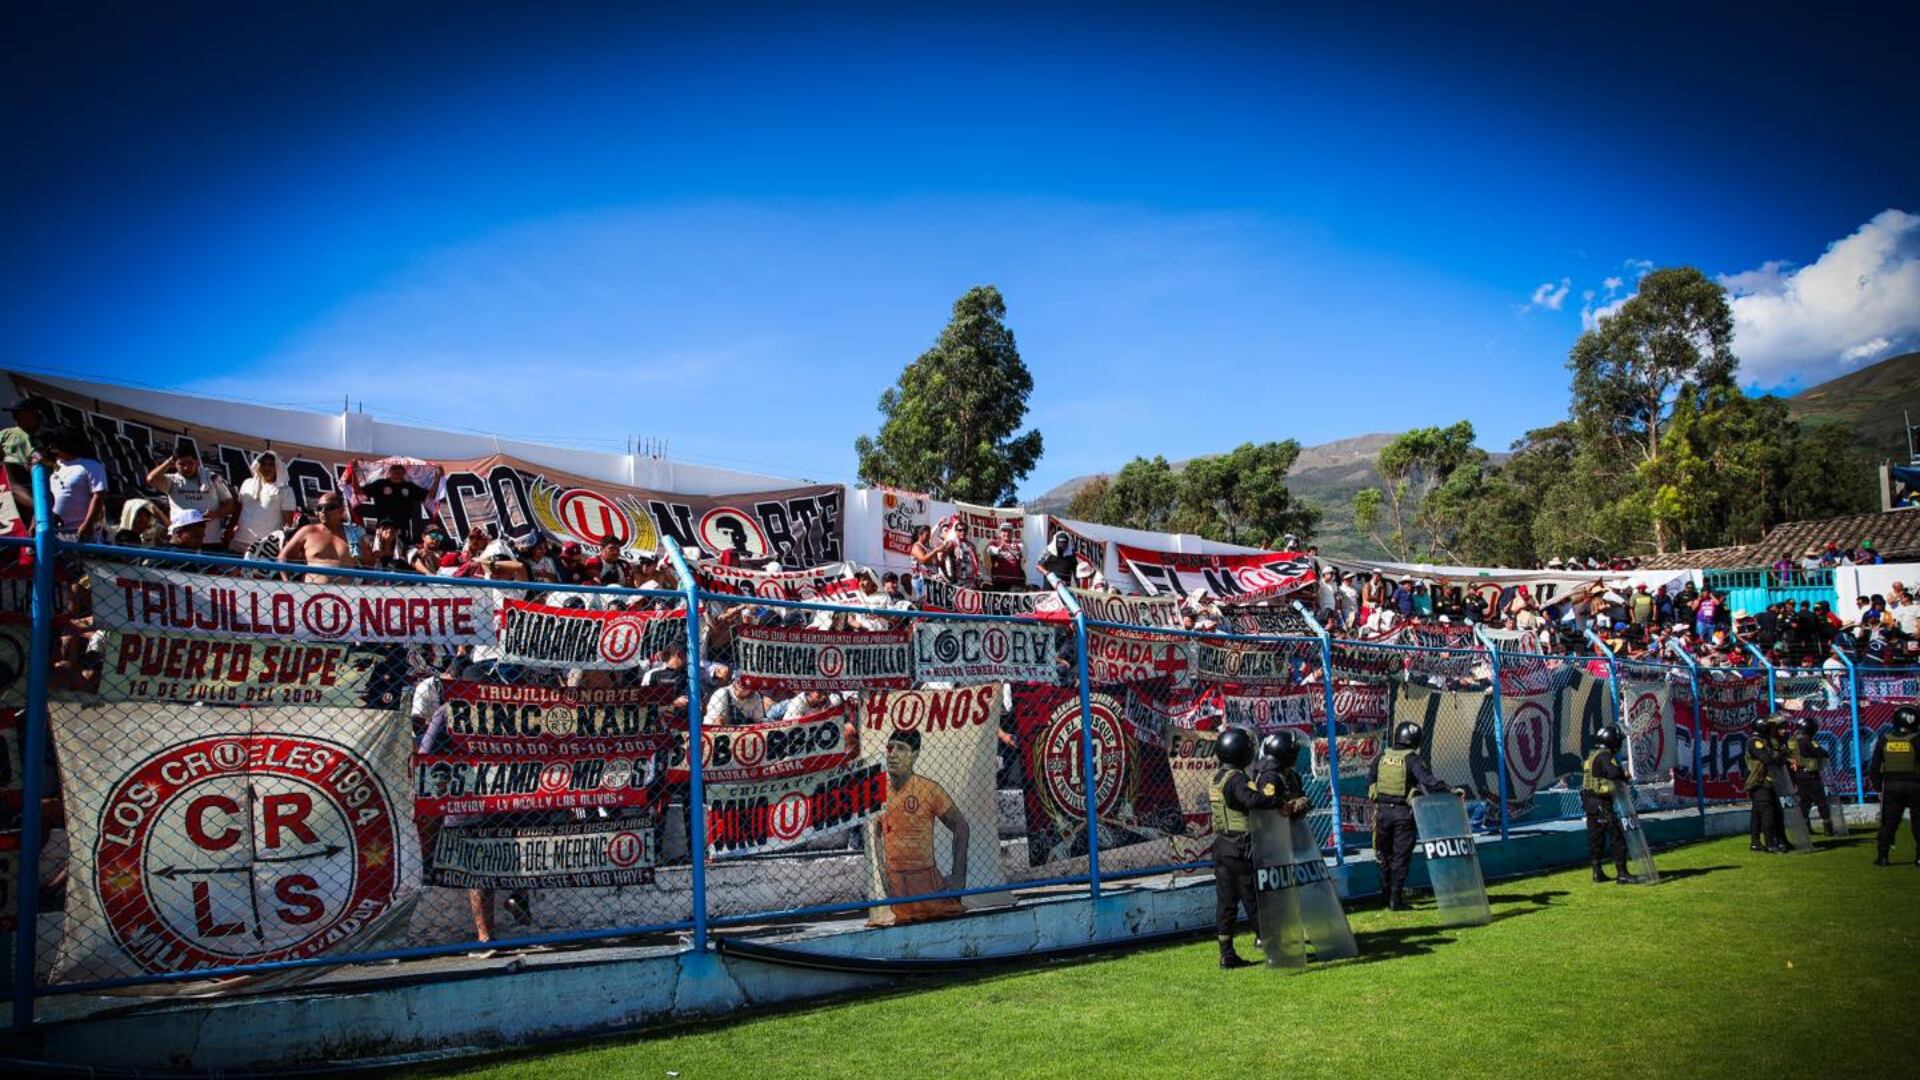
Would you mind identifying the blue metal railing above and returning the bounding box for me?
[9,462,1889,1028]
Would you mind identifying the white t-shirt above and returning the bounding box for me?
[1894,600,1920,637]
[232,477,297,551]
[163,470,233,545]
[49,458,108,536]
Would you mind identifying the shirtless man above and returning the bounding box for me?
[280,494,356,583]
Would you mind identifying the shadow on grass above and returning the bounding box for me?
[1485,888,1566,923]
[1324,924,1460,968]
[1642,864,1739,884]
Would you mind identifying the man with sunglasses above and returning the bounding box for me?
[281,493,357,582]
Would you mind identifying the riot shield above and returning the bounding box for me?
[1610,786,1659,884]
[1770,765,1814,853]
[1828,798,1850,838]
[1251,808,1358,968]
[1410,793,1492,927]
[1286,813,1356,961]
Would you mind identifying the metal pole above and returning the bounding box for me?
[12,465,55,1031]
[1049,577,1101,898]
[661,542,710,951]
[1739,637,1777,716]
[1585,629,1626,779]
[1294,602,1345,867]
[1668,640,1707,820]
[1831,644,1867,806]
[1474,625,1512,842]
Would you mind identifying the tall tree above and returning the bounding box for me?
[855,285,1044,504]
[1566,266,1736,553]
[1173,441,1319,547]
[1351,421,1487,561]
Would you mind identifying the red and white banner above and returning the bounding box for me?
[1086,629,1192,685]
[91,562,495,645]
[667,702,856,784]
[878,487,930,557]
[438,681,674,758]
[697,560,860,602]
[1116,545,1317,604]
[734,625,913,691]
[496,599,682,669]
[99,632,390,708]
[705,756,888,857]
[49,703,421,983]
[910,620,1060,684]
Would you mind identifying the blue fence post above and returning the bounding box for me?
[1584,629,1625,776]
[1832,644,1867,807]
[11,465,56,1032]
[1048,578,1101,898]
[1739,637,1776,713]
[1667,640,1707,820]
[661,542,710,951]
[1293,602,1344,869]
[1473,625,1512,842]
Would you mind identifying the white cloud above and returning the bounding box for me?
[1529,278,1571,310]
[1602,276,1623,291]
[1841,337,1893,364]
[1724,209,1920,385]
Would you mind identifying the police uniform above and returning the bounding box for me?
[1581,748,1630,881]
[1210,765,1284,962]
[1789,730,1837,836]
[1868,729,1919,864]
[1368,747,1447,908]
[1744,732,1787,853]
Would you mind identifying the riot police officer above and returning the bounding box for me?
[1745,718,1788,853]
[1211,726,1285,968]
[1869,706,1919,866]
[1788,716,1838,836]
[1581,725,1632,883]
[1369,720,1450,910]
[1254,731,1313,820]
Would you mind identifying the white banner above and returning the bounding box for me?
[910,621,1060,685]
[90,562,496,646]
[496,599,682,669]
[50,704,421,984]
[697,560,860,602]
[858,685,1010,924]
[1116,545,1317,603]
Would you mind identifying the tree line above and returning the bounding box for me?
[854,271,1876,563]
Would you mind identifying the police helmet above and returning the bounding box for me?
[1258,731,1300,769]
[1216,727,1256,769]
[1894,707,1920,737]
[1595,725,1624,751]
[1796,716,1818,738]
[1391,721,1422,750]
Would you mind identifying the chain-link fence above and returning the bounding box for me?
[3,502,1903,1020]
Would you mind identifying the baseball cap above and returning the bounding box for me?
[168,507,207,533]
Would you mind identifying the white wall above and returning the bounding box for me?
[1833,563,1920,612]
[22,372,796,496]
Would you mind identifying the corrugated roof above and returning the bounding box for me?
[1638,509,1920,570]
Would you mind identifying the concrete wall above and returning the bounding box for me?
[11,806,1793,1073]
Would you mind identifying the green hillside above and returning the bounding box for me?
[1786,350,1920,460]
[1025,352,1920,560]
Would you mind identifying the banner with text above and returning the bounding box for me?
[1116,545,1317,604]
[49,703,421,984]
[733,625,913,691]
[496,599,682,669]
[1012,685,1182,867]
[92,562,496,646]
[859,686,1009,924]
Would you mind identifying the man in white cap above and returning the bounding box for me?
[168,507,209,549]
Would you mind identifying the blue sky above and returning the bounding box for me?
[4,3,1916,496]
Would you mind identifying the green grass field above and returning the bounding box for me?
[417,834,1919,1080]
